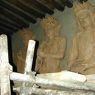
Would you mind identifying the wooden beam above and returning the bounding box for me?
[0,0,36,23]
[13,87,95,95]
[36,0,54,14]
[0,14,22,28]
[54,0,65,11]
[0,6,29,26]
[0,21,18,31]
[0,6,29,28]
[0,26,14,34]
[0,34,11,95]
[20,0,54,15]
[18,0,45,18]
[36,0,55,9]
[65,0,73,8]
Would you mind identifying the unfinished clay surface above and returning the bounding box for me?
[68,2,95,75]
[35,16,66,73]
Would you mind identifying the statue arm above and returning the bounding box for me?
[52,37,66,59]
[37,38,66,59]
[68,36,78,68]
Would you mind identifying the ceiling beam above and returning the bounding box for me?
[0,15,29,28]
[0,6,29,27]
[0,0,36,23]
[35,0,54,14]
[0,21,19,31]
[36,0,55,9]
[18,0,45,18]
[65,1,73,8]
[0,6,29,25]
[0,26,14,34]
[54,0,65,11]
[19,0,51,15]
[0,14,22,28]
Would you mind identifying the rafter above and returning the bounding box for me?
[18,0,45,18]
[54,0,65,11]
[0,26,14,34]
[0,14,20,27]
[0,21,18,31]
[0,6,29,28]
[0,0,36,23]
[36,0,54,14]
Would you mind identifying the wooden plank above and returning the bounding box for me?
[0,34,12,95]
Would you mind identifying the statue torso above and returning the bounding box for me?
[77,31,94,62]
[36,37,66,73]
[70,30,95,74]
[41,37,62,55]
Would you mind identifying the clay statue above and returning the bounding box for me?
[16,28,36,73]
[35,16,66,74]
[68,2,95,75]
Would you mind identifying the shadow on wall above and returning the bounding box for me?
[8,35,17,95]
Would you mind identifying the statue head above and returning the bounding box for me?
[18,28,36,47]
[40,16,61,40]
[73,2,95,31]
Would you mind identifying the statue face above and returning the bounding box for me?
[78,11,93,29]
[45,29,54,39]
[45,25,60,40]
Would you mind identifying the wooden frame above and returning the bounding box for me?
[0,34,95,95]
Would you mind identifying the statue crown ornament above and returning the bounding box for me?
[73,2,95,15]
[40,16,59,29]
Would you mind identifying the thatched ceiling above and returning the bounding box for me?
[0,0,87,35]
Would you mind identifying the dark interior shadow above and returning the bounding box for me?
[32,40,39,71]
[8,34,17,95]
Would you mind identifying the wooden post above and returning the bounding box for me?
[24,40,36,73]
[0,35,95,95]
[0,34,12,95]
[20,40,36,95]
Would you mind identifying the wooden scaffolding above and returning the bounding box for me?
[0,34,95,95]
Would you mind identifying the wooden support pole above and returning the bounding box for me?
[20,40,36,95]
[1,35,95,95]
[24,40,36,73]
[0,34,12,95]
[29,88,95,95]
[9,71,95,92]
[10,72,35,82]
[13,87,95,95]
